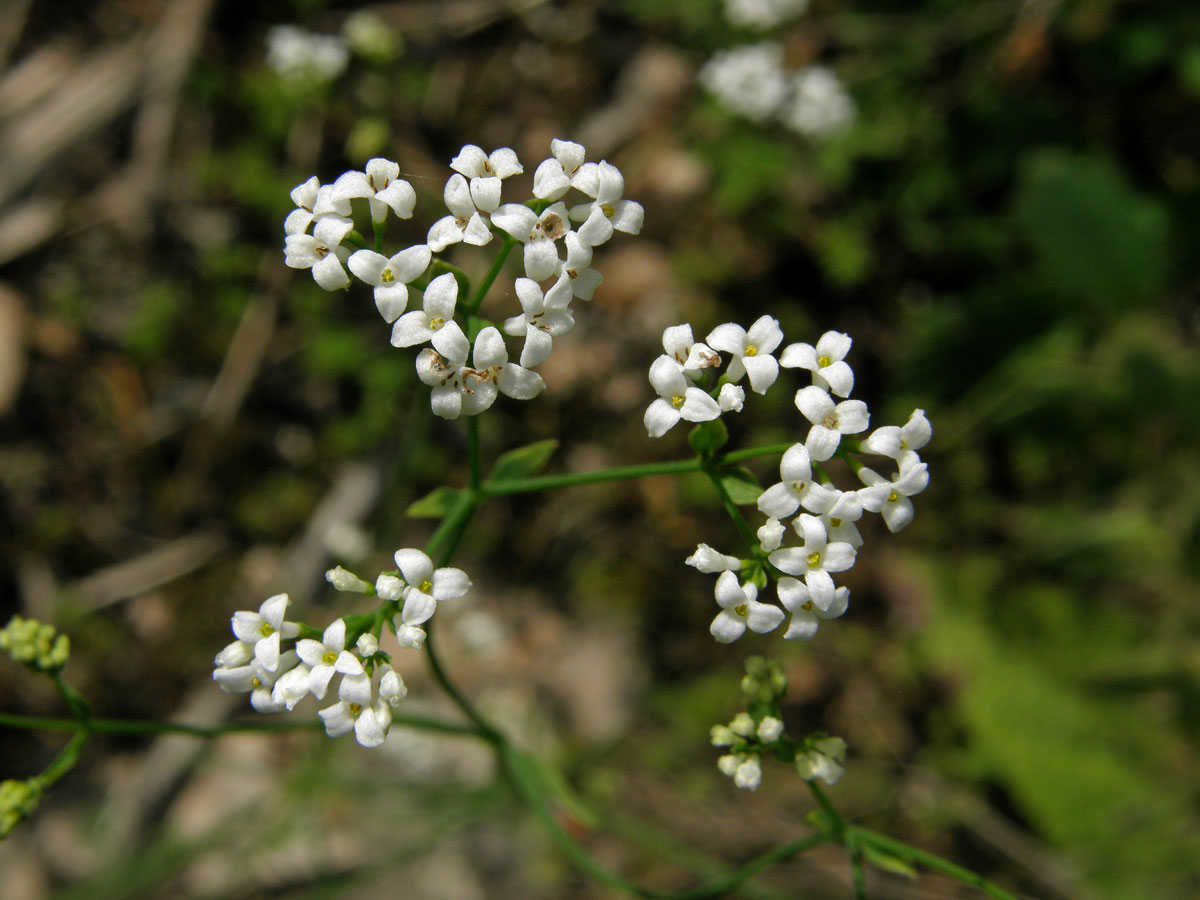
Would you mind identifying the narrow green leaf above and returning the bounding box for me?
[861,842,919,879]
[688,419,729,456]
[489,439,559,482]
[406,486,461,518]
[719,466,762,505]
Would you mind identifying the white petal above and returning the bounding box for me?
[710,611,746,643]
[833,400,869,434]
[519,328,554,367]
[491,204,538,240]
[745,601,785,634]
[348,249,387,285]
[795,385,834,423]
[427,216,464,252]
[805,424,841,461]
[779,342,817,370]
[375,179,416,219]
[644,399,681,437]
[312,254,350,291]
[706,322,748,355]
[498,364,545,400]
[469,176,502,213]
[680,388,720,422]
[432,567,472,600]
[818,360,854,398]
[462,213,494,246]
[432,321,469,362]
[524,239,560,282]
[374,284,409,322]
[743,354,779,394]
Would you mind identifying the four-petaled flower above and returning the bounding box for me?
[644,355,721,437]
[568,161,645,245]
[331,158,417,223]
[230,594,300,673]
[427,174,494,252]
[393,548,472,626]
[449,145,523,213]
[780,330,855,398]
[777,579,849,641]
[707,316,784,394]
[710,571,785,643]
[390,272,470,360]
[284,216,353,290]
[794,384,869,461]
[294,618,365,700]
[768,514,856,610]
[503,277,575,367]
[348,244,432,322]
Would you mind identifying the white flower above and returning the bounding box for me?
[294,618,365,700]
[568,161,644,244]
[796,737,847,785]
[284,177,323,235]
[378,665,408,706]
[718,383,746,412]
[393,548,471,626]
[756,715,784,743]
[706,316,784,394]
[356,633,379,656]
[331,159,417,223]
[644,355,721,437]
[710,571,785,643]
[794,385,869,461]
[502,277,575,367]
[757,517,785,552]
[390,273,470,360]
[860,408,931,471]
[780,66,856,139]
[265,25,348,85]
[533,138,586,201]
[415,345,473,420]
[449,145,523,213]
[711,724,735,746]
[698,43,788,123]
[734,755,763,790]
[427,174,494,252]
[818,490,866,548]
[213,650,298,713]
[375,573,404,601]
[394,624,427,649]
[230,593,300,673]
[857,460,929,532]
[550,237,604,301]
[347,245,432,322]
[319,688,393,748]
[723,0,809,30]
[467,326,547,406]
[779,330,854,398]
[729,712,756,736]
[490,202,572,282]
[685,543,741,573]
[661,324,721,376]
[768,514,856,611]
[326,566,372,593]
[284,216,353,290]
[778,579,849,640]
[270,661,313,711]
[756,442,837,520]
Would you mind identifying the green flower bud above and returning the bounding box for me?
[0,617,70,674]
[0,779,42,839]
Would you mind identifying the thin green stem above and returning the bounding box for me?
[850,827,1021,900]
[807,781,847,839]
[38,729,89,787]
[847,830,869,900]
[423,618,503,745]
[701,458,759,553]
[467,236,516,316]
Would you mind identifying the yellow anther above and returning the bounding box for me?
[734,603,749,617]
[807,552,822,568]
[818,355,831,368]
[601,202,615,217]
[744,345,758,357]
[418,579,433,594]
[380,268,395,283]
[671,394,686,409]
[322,651,338,665]
[429,317,445,330]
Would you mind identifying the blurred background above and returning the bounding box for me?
[1,1,1198,898]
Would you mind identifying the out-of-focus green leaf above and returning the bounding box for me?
[406,486,460,518]
[489,439,559,482]
[718,467,762,505]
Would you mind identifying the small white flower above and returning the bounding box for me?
[533,138,586,201]
[644,355,721,437]
[415,344,472,420]
[378,665,408,706]
[266,25,348,85]
[796,736,847,784]
[467,326,547,406]
[502,277,575,368]
[427,174,494,252]
[213,650,298,713]
[319,679,393,748]
[857,460,929,532]
[284,176,321,235]
[756,442,837,520]
[757,517,785,552]
[347,244,432,323]
[568,161,644,244]
[294,618,365,700]
[271,661,314,711]
[331,158,417,223]
[685,543,741,573]
[356,633,379,657]
[818,490,866,548]
[756,715,784,743]
[661,324,721,376]
[733,755,762,790]
[490,202,572,282]
[284,216,353,290]
[230,593,301,673]
[710,571,785,643]
[375,573,404,601]
[390,272,469,360]
[794,385,869,461]
[699,43,788,123]
[550,232,603,301]
[780,67,855,139]
[449,145,523,213]
[394,623,427,649]
[706,316,784,394]
[860,408,931,471]
[768,514,856,611]
[777,579,849,640]
[779,330,855,398]
[729,712,756,736]
[718,383,745,412]
[711,724,736,746]
[393,548,471,626]
[326,566,372,593]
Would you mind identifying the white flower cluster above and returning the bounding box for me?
[212,550,470,748]
[283,140,643,419]
[699,44,855,139]
[265,25,349,85]
[723,0,810,30]
[648,327,930,642]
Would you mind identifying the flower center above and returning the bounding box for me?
[429,317,445,330]
[817,354,831,368]
[259,623,275,637]
[744,345,758,357]
[734,603,748,617]
[314,245,329,259]
[349,703,362,717]
[601,202,615,218]
[251,676,262,688]
[822,413,839,429]
[418,578,433,594]
[380,268,395,283]
[801,601,814,611]
[671,394,686,409]
[540,213,566,240]
[887,490,899,503]
[830,517,843,527]
[322,651,337,665]
[806,551,822,568]
[790,480,807,493]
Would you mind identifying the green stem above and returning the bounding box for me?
[847,830,869,900]
[807,781,847,839]
[467,236,516,316]
[38,729,89,787]
[850,827,1021,900]
[700,458,760,554]
[481,443,793,497]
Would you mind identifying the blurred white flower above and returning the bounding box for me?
[265,25,348,85]
[780,66,856,138]
[699,43,788,123]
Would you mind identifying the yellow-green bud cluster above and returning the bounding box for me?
[740,655,786,705]
[0,616,69,673]
[0,778,42,839]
